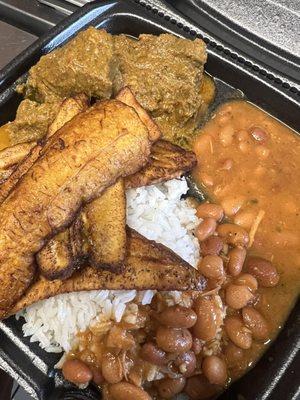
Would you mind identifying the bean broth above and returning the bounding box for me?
[193,100,300,377]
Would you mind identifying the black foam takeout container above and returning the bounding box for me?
[0,1,299,399]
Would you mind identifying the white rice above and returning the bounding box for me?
[18,178,200,353]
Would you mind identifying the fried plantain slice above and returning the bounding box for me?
[0,99,151,317]
[115,87,161,142]
[69,88,159,274]
[36,216,85,280]
[48,94,89,136]
[9,229,206,316]
[0,166,15,185]
[0,142,36,170]
[0,95,89,204]
[37,139,196,279]
[125,139,197,188]
[82,178,126,273]
[0,95,90,281]
[37,89,155,279]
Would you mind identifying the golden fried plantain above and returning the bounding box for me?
[82,179,126,273]
[125,139,197,188]
[0,99,151,317]
[0,166,15,185]
[37,139,196,279]
[0,142,36,170]
[0,142,37,187]
[36,216,85,280]
[115,87,161,142]
[71,88,160,274]
[0,145,42,203]
[0,95,89,204]
[9,229,206,316]
[37,89,156,279]
[48,94,89,136]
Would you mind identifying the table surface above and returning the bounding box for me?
[0,21,37,70]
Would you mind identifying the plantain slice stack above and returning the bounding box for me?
[10,228,205,316]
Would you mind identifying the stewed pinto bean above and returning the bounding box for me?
[156,377,186,399]
[62,359,93,385]
[174,351,197,377]
[242,307,269,340]
[235,273,258,292]
[225,316,252,349]
[225,284,254,309]
[91,367,104,386]
[155,305,197,329]
[221,196,245,217]
[202,355,228,386]
[106,326,135,350]
[102,351,123,384]
[198,255,225,280]
[185,375,220,400]
[195,218,217,241]
[234,210,256,230]
[224,342,244,368]
[217,223,249,247]
[109,382,151,400]
[200,236,224,256]
[245,257,279,287]
[219,158,233,171]
[193,297,222,341]
[196,203,224,221]
[156,326,192,353]
[249,127,268,143]
[140,342,167,366]
[227,247,246,276]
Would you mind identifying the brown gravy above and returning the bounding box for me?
[193,100,300,377]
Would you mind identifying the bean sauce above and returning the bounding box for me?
[193,100,300,379]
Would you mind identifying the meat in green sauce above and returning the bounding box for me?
[22,28,117,103]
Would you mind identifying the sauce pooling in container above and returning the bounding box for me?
[193,100,300,378]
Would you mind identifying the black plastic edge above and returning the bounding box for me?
[0,0,64,36]
[134,0,300,97]
[164,0,300,82]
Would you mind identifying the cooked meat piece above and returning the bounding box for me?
[83,179,126,273]
[0,99,151,317]
[23,28,117,103]
[0,95,89,204]
[114,34,206,143]
[125,139,197,188]
[115,87,161,142]
[37,216,84,280]
[9,229,206,316]
[8,100,61,144]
